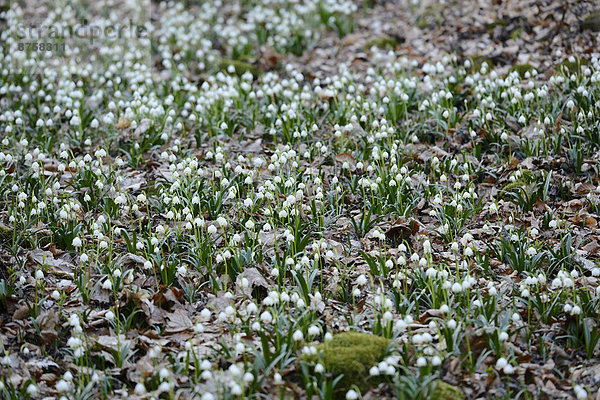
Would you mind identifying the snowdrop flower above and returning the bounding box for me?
[293,330,304,341]
[501,363,514,374]
[26,384,38,395]
[260,311,273,324]
[451,282,463,293]
[56,380,69,393]
[134,383,146,394]
[447,319,457,330]
[356,274,367,286]
[273,373,283,385]
[574,385,588,400]
[495,357,508,370]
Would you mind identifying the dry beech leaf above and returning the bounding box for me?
[238,267,268,298]
[334,152,356,171]
[13,305,30,321]
[582,239,600,255]
[165,309,193,333]
[115,115,131,129]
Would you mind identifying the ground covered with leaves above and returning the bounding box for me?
[1,0,600,399]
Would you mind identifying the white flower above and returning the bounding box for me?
[243,372,254,384]
[134,383,146,394]
[356,274,367,286]
[574,385,588,400]
[345,389,359,400]
[293,330,304,341]
[216,216,227,227]
[56,380,69,393]
[260,311,273,324]
[72,237,82,247]
[26,384,37,395]
[495,357,507,369]
[503,364,515,374]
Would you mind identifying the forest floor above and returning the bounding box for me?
[1,0,600,399]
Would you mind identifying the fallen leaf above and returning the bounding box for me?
[28,249,74,277]
[334,152,356,171]
[115,115,131,129]
[238,267,268,298]
[36,310,58,343]
[165,309,193,333]
[13,305,30,321]
[582,239,600,255]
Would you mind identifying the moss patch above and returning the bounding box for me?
[508,64,535,78]
[485,19,509,33]
[581,11,600,32]
[364,34,404,51]
[469,55,497,72]
[431,380,465,400]
[299,332,391,397]
[558,57,590,74]
[500,169,536,193]
[499,170,538,201]
[218,59,259,77]
[0,224,11,243]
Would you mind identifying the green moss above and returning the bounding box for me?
[508,64,535,78]
[558,57,590,74]
[500,169,536,193]
[581,11,600,32]
[469,55,497,72]
[364,35,404,51]
[218,59,259,77]
[486,19,509,33]
[509,27,522,40]
[431,380,465,400]
[0,224,13,243]
[299,332,392,397]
